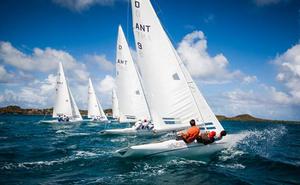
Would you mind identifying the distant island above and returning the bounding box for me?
[0,105,299,124]
[0,105,112,117]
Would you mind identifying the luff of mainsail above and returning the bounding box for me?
[131,0,224,133]
[115,25,150,122]
[88,78,107,120]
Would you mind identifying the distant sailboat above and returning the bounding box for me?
[41,62,83,123]
[114,25,150,123]
[112,89,120,120]
[115,0,228,157]
[87,78,108,122]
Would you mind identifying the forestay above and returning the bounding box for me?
[131,0,223,133]
[115,25,150,122]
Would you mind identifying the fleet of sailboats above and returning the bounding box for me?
[40,0,229,159]
[115,0,228,157]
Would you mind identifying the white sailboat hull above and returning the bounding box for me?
[100,122,199,136]
[40,119,84,124]
[86,119,110,123]
[100,127,142,135]
[115,135,233,158]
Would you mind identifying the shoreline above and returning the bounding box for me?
[1,105,299,124]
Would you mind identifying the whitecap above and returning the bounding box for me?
[215,163,246,169]
[75,151,97,157]
[111,138,127,143]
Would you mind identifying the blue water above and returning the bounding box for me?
[0,115,300,185]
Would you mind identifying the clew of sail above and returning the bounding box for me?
[131,0,224,133]
[115,25,150,122]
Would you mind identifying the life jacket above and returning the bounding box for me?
[183,126,200,143]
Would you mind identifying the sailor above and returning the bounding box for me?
[134,119,143,130]
[141,119,148,129]
[58,115,63,122]
[178,119,200,143]
[62,115,66,122]
[147,121,154,130]
[197,131,216,145]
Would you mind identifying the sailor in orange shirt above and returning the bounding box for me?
[178,119,200,143]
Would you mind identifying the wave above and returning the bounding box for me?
[212,125,291,171]
[1,149,110,170]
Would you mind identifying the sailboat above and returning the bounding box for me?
[112,89,120,120]
[87,78,108,122]
[111,25,150,123]
[40,62,83,123]
[115,0,230,157]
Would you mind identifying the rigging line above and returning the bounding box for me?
[152,0,178,48]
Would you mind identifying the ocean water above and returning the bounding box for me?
[0,115,300,185]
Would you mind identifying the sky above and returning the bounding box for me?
[0,0,299,120]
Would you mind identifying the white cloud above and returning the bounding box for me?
[97,75,115,93]
[0,74,56,108]
[0,65,14,83]
[177,31,242,83]
[242,75,258,84]
[273,43,300,104]
[209,43,300,120]
[84,54,114,71]
[0,41,89,83]
[0,41,116,109]
[53,0,120,11]
[214,84,298,120]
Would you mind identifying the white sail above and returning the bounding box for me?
[88,78,107,120]
[68,86,83,121]
[131,0,224,133]
[52,62,82,121]
[112,89,120,119]
[115,25,150,122]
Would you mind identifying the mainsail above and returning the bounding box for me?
[131,0,224,133]
[52,62,82,121]
[88,78,107,120]
[115,25,150,122]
